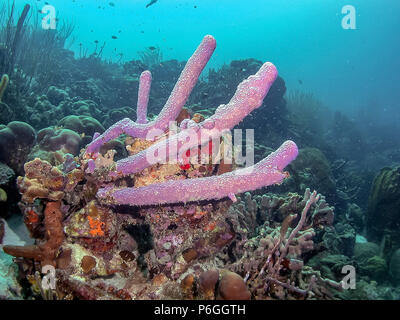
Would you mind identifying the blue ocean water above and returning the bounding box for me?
[11,0,400,116]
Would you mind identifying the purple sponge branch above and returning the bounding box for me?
[206,62,278,132]
[150,35,216,132]
[114,62,278,176]
[136,71,152,124]
[97,140,298,206]
[86,35,216,154]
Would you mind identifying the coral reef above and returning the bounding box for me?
[0,2,398,301]
[1,146,338,300]
[0,35,344,301]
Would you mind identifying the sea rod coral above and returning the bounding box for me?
[0,74,9,101]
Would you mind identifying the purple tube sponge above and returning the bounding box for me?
[86,34,299,208]
[97,140,298,206]
[86,35,216,154]
[114,62,278,176]
[136,71,152,124]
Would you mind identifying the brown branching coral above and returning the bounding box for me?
[227,189,340,299]
[3,130,339,300]
[257,190,320,280]
[4,134,340,300]
[3,201,64,267]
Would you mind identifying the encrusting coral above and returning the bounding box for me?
[17,158,64,203]
[2,35,341,300]
[223,189,339,298]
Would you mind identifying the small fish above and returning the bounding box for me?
[148,46,156,51]
[109,2,115,7]
[146,0,158,8]
[298,79,303,85]
[94,40,99,44]
[111,35,118,39]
